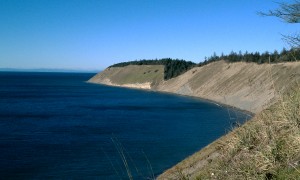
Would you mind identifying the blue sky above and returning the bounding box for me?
[0,0,297,70]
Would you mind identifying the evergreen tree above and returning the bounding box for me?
[260,1,300,48]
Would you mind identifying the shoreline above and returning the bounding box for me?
[87,80,255,178]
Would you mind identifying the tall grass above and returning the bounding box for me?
[103,136,155,180]
[196,84,300,179]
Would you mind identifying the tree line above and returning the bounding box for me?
[108,1,300,80]
[109,48,299,80]
[202,48,300,66]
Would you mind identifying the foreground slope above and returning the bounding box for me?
[158,84,300,179]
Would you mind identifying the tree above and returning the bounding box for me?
[260,1,300,48]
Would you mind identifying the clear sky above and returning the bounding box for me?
[0,0,297,70]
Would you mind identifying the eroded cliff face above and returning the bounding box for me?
[88,60,300,113]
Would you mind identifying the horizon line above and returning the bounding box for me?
[0,68,101,73]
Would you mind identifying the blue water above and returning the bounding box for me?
[0,72,249,179]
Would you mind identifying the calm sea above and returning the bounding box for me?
[0,72,249,179]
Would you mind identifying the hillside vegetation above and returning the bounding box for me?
[202,48,300,65]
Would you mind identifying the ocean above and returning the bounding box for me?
[0,72,250,179]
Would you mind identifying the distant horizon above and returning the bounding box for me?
[0,67,101,73]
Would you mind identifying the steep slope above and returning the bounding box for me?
[156,60,300,113]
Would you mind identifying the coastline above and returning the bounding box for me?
[87,61,300,178]
[87,80,254,179]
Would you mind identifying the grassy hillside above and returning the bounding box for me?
[88,65,164,87]
[158,84,300,179]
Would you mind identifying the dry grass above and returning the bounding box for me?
[195,84,300,180]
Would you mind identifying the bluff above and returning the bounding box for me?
[88,60,300,113]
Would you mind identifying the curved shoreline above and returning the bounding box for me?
[87,61,300,179]
[88,81,254,179]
